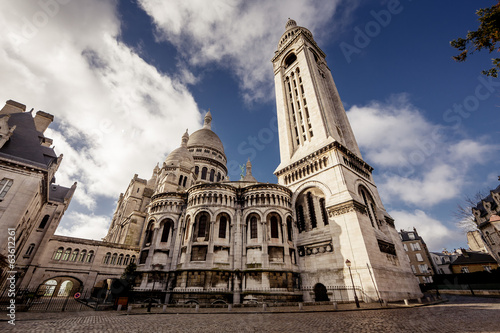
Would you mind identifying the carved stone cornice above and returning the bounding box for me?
[327,200,366,217]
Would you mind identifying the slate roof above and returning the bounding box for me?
[452,250,497,265]
[0,112,57,169]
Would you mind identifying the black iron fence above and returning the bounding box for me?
[0,287,99,312]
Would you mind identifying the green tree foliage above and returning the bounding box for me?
[451,1,500,77]
[121,262,139,286]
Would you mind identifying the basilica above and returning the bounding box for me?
[1,19,421,305]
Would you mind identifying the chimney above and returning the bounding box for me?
[0,100,26,115]
[34,110,54,133]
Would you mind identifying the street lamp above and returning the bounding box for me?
[345,259,360,308]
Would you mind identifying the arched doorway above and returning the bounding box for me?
[313,283,329,302]
[38,277,81,297]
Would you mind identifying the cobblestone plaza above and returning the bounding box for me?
[2,296,499,332]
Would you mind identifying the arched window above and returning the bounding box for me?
[178,175,183,185]
[86,250,94,263]
[360,187,377,228]
[250,216,258,239]
[104,252,111,264]
[319,198,329,226]
[183,177,187,187]
[43,280,57,296]
[57,280,73,297]
[124,254,130,266]
[62,248,71,261]
[284,52,297,68]
[198,214,208,238]
[201,167,208,180]
[144,221,154,245]
[217,172,221,181]
[111,253,117,265]
[210,169,215,182]
[24,243,35,257]
[38,215,50,229]
[296,205,305,232]
[270,216,279,239]
[131,255,136,264]
[79,250,87,262]
[287,217,293,241]
[219,216,227,239]
[161,220,172,243]
[70,249,79,261]
[117,254,124,265]
[307,192,317,229]
[195,166,199,176]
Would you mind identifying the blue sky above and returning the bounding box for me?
[0,0,498,251]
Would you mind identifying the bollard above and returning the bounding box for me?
[163,305,167,313]
[298,303,303,311]
[195,304,200,312]
[262,303,267,312]
[228,304,232,312]
[417,298,422,304]
[426,296,431,303]
[117,304,122,311]
[404,299,409,306]
[127,305,132,315]
[332,302,338,310]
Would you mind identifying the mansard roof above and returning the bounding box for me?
[451,250,497,265]
[0,112,57,169]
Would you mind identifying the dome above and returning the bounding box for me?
[164,130,195,167]
[285,18,297,30]
[187,111,225,155]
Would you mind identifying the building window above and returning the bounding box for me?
[0,178,13,200]
[110,253,117,265]
[360,187,377,228]
[483,265,492,272]
[117,254,124,265]
[408,233,415,240]
[307,192,317,229]
[296,205,305,233]
[319,198,328,226]
[139,250,148,264]
[415,253,424,261]
[62,249,71,261]
[210,169,215,182]
[161,220,172,243]
[79,250,87,262]
[38,215,50,229]
[104,252,111,264]
[418,264,428,273]
[195,166,199,176]
[250,216,258,239]
[270,216,279,239]
[198,214,208,238]
[178,175,183,185]
[411,243,421,251]
[201,167,208,180]
[411,265,416,274]
[70,249,79,261]
[403,244,408,251]
[461,267,470,273]
[219,216,227,239]
[286,217,293,241]
[124,255,130,266]
[131,255,136,264]
[25,243,35,257]
[144,221,154,245]
[86,250,94,263]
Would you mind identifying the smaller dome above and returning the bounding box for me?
[286,18,297,30]
[165,130,195,167]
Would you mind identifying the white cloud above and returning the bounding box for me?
[138,0,346,103]
[347,95,499,207]
[390,209,462,251]
[55,211,111,241]
[0,1,203,213]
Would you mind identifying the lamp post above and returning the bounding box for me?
[345,259,360,308]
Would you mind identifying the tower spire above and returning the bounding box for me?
[203,111,212,130]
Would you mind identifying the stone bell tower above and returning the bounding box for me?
[272,19,421,302]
